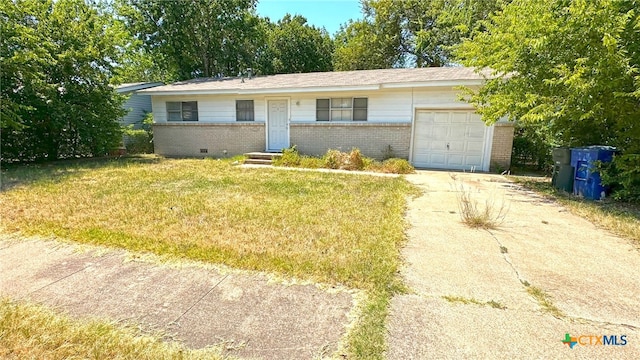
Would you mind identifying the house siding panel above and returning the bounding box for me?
[121,93,152,127]
[288,90,413,123]
[152,95,266,123]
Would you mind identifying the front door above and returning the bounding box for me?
[267,100,289,151]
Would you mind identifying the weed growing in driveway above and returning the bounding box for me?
[451,176,509,229]
[443,295,507,310]
[525,285,564,318]
[0,298,223,359]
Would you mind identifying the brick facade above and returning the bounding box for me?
[153,123,265,158]
[490,122,515,171]
[153,121,514,172]
[290,123,412,160]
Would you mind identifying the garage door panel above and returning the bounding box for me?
[433,126,448,139]
[468,126,485,139]
[466,140,484,152]
[448,141,465,152]
[431,141,447,151]
[433,112,450,123]
[451,112,468,123]
[465,155,483,167]
[450,126,466,138]
[412,110,488,170]
[448,154,464,167]
[430,153,446,165]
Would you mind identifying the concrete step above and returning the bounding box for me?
[244,152,283,161]
[244,158,274,165]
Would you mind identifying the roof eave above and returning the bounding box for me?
[116,82,165,93]
[141,85,382,96]
[381,79,484,89]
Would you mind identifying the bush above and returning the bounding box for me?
[273,146,302,166]
[345,148,365,170]
[600,154,640,202]
[299,156,323,168]
[375,158,415,174]
[123,129,153,154]
[323,149,346,169]
[274,147,414,174]
[122,113,154,154]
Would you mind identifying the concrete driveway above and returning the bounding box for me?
[387,170,639,359]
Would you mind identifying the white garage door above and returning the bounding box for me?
[412,110,488,170]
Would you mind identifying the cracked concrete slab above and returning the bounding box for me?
[387,171,640,359]
[388,295,635,360]
[0,238,354,359]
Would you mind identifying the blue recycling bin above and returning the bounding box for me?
[570,146,616,200]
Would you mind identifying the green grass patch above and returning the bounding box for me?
[510,176,640,246]
[0,156,420,359]
[524,285,564,318]
[0,298,224,359]
[442,295,507,310]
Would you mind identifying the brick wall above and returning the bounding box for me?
[153,123,265,158]
[490,123,515,171]
[290,123,412,160]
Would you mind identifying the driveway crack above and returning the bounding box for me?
[485,229,528,286]
[169,274,229,326]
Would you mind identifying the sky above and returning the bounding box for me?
[256,0,363,36]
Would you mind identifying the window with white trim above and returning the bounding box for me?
[236,100,254,121]
[167,101,198,121]
[316,97,367,121]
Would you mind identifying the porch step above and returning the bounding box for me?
[244,152,283,165]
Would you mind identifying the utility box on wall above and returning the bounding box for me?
[570,146,616,200]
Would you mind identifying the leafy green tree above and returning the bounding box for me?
[117,0,262,80]
[1,0,129,162]
[456,0,640,199]
[456,0,639,148]
[333,19,400,70]
[258,14,333,74]
[334,0,504,69]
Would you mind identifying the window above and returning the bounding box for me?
[316,97,367,121]
[236,100,254,121]
[167,101,198,121]
[316,99,330,121]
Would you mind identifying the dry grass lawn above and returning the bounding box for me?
[0,156,420,359]
[0,298,224,360]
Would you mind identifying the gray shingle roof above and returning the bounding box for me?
[139,67,485,95]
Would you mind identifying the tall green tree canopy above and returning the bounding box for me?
[117,0,262,80]
[333,19,400,70]
[334,0,504,70]
[456,0,640,153]
[257,14,333,74]
[1,0,130,162]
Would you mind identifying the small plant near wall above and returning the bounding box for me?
[273,147,415,174]
[122,113,154,154]
[273,145,302,166]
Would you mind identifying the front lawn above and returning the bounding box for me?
[0,156,419,359]
[0,298,223,360]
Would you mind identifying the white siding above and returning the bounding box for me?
[121,93,153,127]
[151,86,473,124]
[152,95,266,123]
